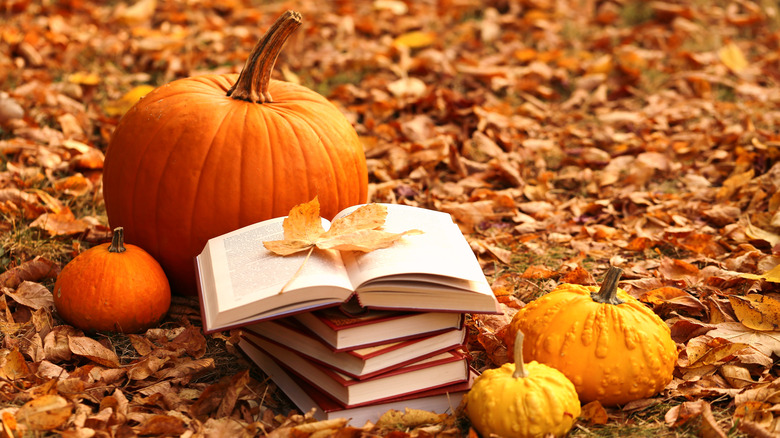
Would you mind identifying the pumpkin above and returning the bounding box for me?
[505,267,678,406]
[53,227,171,333]
[102,11,368,295]
[465,329,581,438]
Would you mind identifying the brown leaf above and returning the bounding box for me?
[0,257,60,288]
[127,354,169,381]
[43,325,80,363]
[167,325,208,359]
[137,414,186,437]
[5,281,54,310]
[263,197,421,256]
[706,322,780,357]
[15,394,72,431]
[68,336,120,367]
[217,370,250,418]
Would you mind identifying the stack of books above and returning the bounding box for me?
[195,203,501,425]
[237,306,477,425]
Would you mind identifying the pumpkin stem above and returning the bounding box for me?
[591,266,625,305]
[227,10,302,103]
[108,227,127,254]
[512,329,529,379]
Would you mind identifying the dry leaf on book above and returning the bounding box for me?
[263,197,422,256]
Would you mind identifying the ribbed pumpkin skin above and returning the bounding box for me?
[466,360,581,438]
[53,239,171,333]
[102,75,368,295]
[507,284,678,406]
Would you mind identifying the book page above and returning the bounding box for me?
[336,204,488,289]
[198,217,354,327]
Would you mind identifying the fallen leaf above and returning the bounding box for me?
[706,322,780,357]
[0,258,60,288]
[2,349,30,380]
[263,197,422,256]
[719,42,749,73]
[104,84,156,117]
[729,294,780,331]
[4,281,54,310]
[15,394,72,431]
[393,31,437,49]
[581,401,609,425]
[739,263,780,283]
[68,336,120,367]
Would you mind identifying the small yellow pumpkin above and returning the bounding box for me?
[505,267,678,406]
[465,330,581,438]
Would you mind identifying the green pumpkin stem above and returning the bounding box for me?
[108,227,127,254]
[227,10,302,103]
[512,329,529,379]
[591,266,625,305]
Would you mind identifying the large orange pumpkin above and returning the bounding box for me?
[53,227,171,333]
[102,11,368,294]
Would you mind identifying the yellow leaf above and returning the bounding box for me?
[104,84,156,117]
[392,31,437,49]
[719,42,748,73]
[67,72,100,85]
[729,294,780,331]
[738,263,780,282]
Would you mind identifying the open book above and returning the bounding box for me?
[196,203,500,333]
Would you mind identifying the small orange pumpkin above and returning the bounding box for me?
[102,11,368,294]
[53,227,171,333]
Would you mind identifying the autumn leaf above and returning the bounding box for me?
[15,394,72,431]
[706,322,780,357]
[728,294,780,331]
[263,197,422,256]
[738,263,780,283]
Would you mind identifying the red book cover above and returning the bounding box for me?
[292,307,464,350]
[243,319,467,379]
[241,334,470,406]
[237,337,476,426]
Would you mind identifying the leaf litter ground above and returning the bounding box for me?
[1,0,780,436]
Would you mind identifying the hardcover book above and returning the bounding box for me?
[238,337,474,426]
[242,319,467,378]
[241,334,470,407]
[196,203,500,333]
[290,307,464,350]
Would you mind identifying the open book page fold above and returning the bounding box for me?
[196,204,500,333]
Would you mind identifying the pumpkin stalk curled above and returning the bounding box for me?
[227,10,302,103]
[108,227,127,253]
[590,266,625,305]
[512,330,529,378]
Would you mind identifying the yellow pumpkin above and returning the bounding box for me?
[465,330,581,438]
[505,267,678,406]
